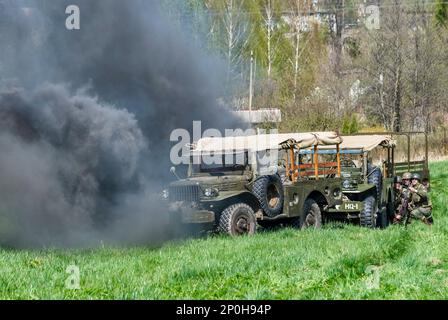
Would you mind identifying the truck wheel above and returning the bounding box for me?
[252,175,284,217]
[360,195,376,228]
[291,198,322,230]
[218,203,256,236]
[367,165,382,204]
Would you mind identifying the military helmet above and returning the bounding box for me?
[411,173,421,181]
[394,176,402,183]
[402,172,412,180]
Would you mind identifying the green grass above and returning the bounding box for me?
[1,162,447,299]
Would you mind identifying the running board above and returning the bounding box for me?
[257,213,290,221]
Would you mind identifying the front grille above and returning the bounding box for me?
[169,184,201,202]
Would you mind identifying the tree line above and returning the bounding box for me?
[162,0,448,134]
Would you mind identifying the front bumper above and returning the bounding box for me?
[326,201,364,213]
[169,201,215,224]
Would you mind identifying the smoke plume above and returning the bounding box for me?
[0,0,241,247]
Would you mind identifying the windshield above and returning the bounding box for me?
[191,151,248,173]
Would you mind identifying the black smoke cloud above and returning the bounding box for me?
[0,0,242,247]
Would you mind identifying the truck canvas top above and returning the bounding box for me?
[318,134,395,152]
[192,131,343,154]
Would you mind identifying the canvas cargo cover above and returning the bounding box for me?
[319,135,394,151]
[193,132,342,153]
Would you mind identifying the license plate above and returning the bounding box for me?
[342,202,361,211]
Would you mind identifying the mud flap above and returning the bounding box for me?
[376,206,388,228]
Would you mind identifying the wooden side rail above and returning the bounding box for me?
[296,169,338,177]
[297,162,338,169]
[285,145,342,182]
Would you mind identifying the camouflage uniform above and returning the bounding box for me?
[394,191,402,212]
[393,173,410,224]
[396,187,409,211]
[409,181,432,222]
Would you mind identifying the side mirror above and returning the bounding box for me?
[170,166,181,180]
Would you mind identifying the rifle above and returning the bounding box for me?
[401,189,411,227]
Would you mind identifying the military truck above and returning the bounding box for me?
[315,135,395,228]
[320,132,430,229]
[164,132,365,236]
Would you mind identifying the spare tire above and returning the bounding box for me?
[252,175,284,217]
[367,165,382,203]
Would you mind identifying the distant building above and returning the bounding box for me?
[232,108,282,125]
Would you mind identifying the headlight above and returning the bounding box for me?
[161,189,169,199]
[204,187,219,197]
[342,180,351,189]
[333,188,341,198]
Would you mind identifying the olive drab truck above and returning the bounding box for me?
[318,132,431,229]
[164,132,367,236]
[315,135,397,228]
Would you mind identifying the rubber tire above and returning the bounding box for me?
[218,203,256,236]
[291,198,322,230]
[360,195,376,228]
[252,175,284,218]
[367,165,382,204]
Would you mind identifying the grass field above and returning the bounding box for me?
[0,161,447,299]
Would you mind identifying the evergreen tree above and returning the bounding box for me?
[342,115,351,134]
[435,0,448,27]
[349,114,359,133]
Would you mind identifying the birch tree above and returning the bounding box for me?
[406,0,444,132]
[285,0,313,101]
[207,0,251,82]
[360,0,409,132]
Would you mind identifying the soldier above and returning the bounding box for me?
[408,173,433,225]
[393,176,402,193]
[392,176,403,224]
[401,172,412,188]
[394,173,411,224]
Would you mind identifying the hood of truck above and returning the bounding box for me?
[342,183,376,193]
[169,175,250,191]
